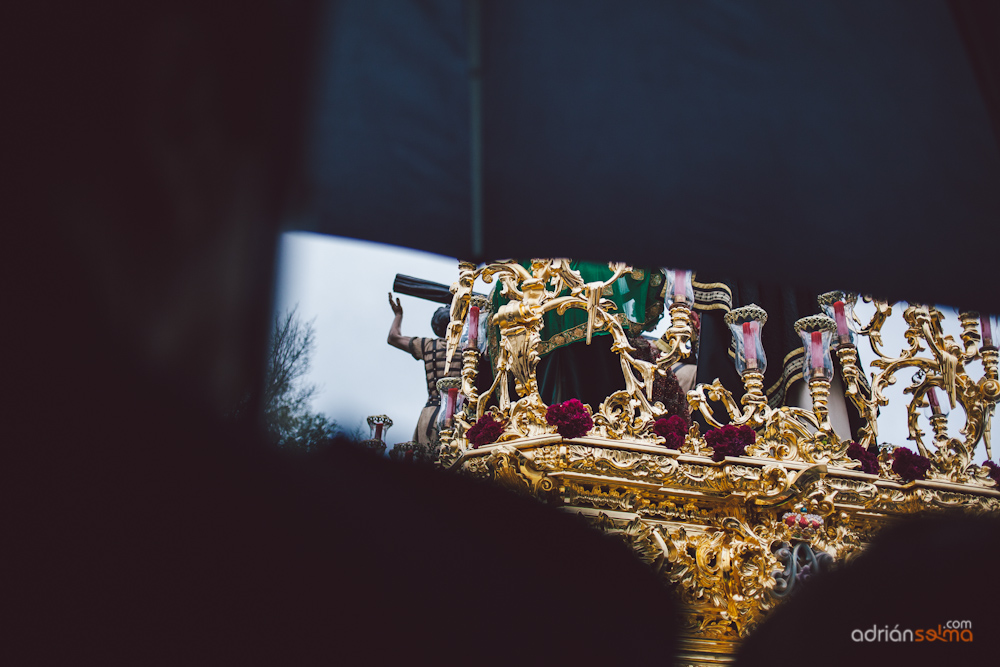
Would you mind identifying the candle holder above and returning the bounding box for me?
[980,347,999,461]
[826,292,878,447]
[920,386,951,447]
[795,315,837,384]
[739,370,766,407]
[981,313,999,351]
[444,260,479,372]
[958,310,982,357]
[656,269,697,367]
[459,295,490,354]
[461,349,480,412]
[436,377,465,434]
[663,268,694,307]
[794,315,838,441]
[686,306,772,435]
[834,342,879,448]
[725,304,768,377]
[724,304,769,420]
[818,291,859,348]
[982,346,1000,398]
[367,414,393,442]
[358,415,392,456]
[459,295,490,414]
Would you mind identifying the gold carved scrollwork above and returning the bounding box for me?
[653,518,782,638]
[445,259,698,447]
[463,445,555,498]
[443,435,998,654]
[843,301,1000,484]
[428,260,1000,663]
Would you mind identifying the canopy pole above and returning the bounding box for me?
[468,0,484,261]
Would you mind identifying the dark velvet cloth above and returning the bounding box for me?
[536,335,627,410]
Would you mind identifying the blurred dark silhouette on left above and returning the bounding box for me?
[9,0,1000,663]
[10,3,683,663]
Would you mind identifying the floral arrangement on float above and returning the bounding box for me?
[545,399,594,439]
[467,414,506,449]
[705,424,757,462]
[424,260,1000,656]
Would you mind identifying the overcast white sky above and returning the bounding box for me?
[274,231,993,463]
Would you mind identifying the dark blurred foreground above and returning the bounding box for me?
[8,1,1000,664]
[737,514,1000,666]
[10,373,684,663]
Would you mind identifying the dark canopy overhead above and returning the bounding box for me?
[299,0,1000,310]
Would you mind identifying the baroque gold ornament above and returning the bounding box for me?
[428,259,1000,664]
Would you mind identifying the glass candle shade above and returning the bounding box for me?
[663,268,694,306]
[794,315,837,382]
[724,304,768,376]
[921,386,951,418]
[982,313,999,350]
[367,415,393,442]
[818,291,859,347]
[459,297,490,353]
[435,378,464,431]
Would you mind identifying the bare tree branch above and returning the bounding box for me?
[230,305,337,450]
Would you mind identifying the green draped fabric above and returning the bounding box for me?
[489,261,665,359]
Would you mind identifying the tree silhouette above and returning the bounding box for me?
[234,307,337,450]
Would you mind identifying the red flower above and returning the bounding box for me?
[653,414,687,449]
[847,441,880,475]
[705,424,756,462]
[545,399,594,439]
[891,447,931,482]
[467,415,506,448]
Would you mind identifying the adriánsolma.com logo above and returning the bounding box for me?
[851,620,973,643]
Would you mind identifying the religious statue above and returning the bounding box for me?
[485,261,697,411]
[387,292,461,444]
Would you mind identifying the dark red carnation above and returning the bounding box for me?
[653,414,687,449]
[847,441,880,475]
[705,424,756,462]
[891,446,931,482]
[467,414,506,448]
[982,460,1000,485]
[546,399,594,439]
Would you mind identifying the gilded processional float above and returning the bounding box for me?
[416,259,1000,665]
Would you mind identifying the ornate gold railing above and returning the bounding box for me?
[431,259,999,665]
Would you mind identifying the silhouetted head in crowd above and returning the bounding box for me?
[736,512,999,666]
